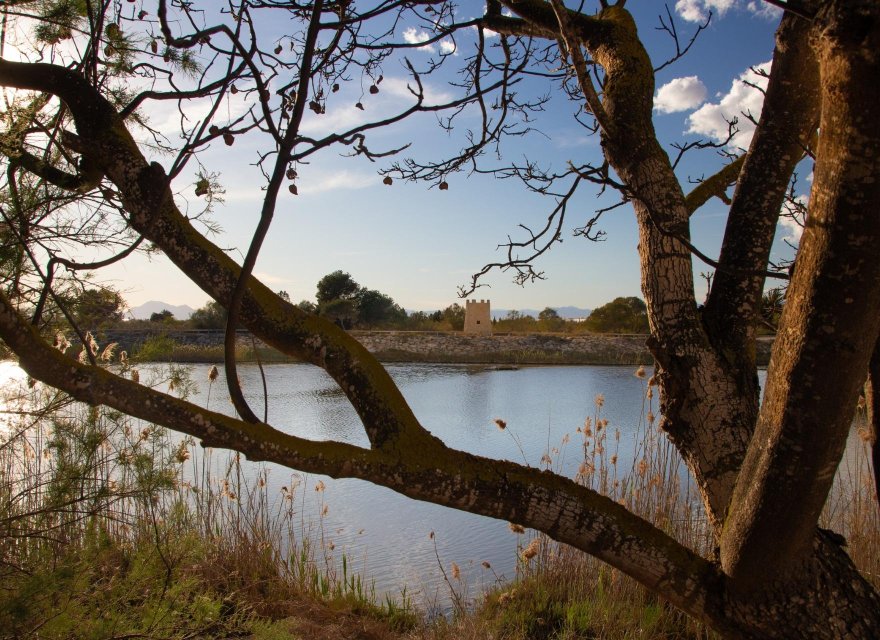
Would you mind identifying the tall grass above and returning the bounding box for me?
[2,356,877,640]
[431,368,879,640]
[0,361,414,639]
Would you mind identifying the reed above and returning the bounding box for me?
[430,369,879,640]
[0,361,414,639]
[2,356,876,639]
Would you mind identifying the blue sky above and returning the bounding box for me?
[92,0,802,313]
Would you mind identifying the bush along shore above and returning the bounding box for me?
[95,328,769,366]
[3,361,873,640]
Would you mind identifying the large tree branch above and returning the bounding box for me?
[720,0,880,590]
[0,278,730,633]
[556,7,752,528]
[484,0,610,43]
[3,147,96,192]
[703,13,819,372]
[684,155,744,215]
[867,337,880,514]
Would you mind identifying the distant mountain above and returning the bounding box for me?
[128,301,195,320]
[491,306,591,320]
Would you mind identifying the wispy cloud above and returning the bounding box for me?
[746,1,782,20]
[686,61,770,149]
[299,102,372,137]
[302,170,377,195]
[380,77,454,105]
[220,170,375,201]
[554,133,599,150]
[254,272,292,285]
[299,76,453,138]
[654,76,708,114]
[675,0,736,22]
[402,27,456,55]
[675,0,781,22]
[778,194,807,243]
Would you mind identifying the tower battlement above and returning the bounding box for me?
[464,299,492,335]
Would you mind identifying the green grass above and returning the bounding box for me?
[0,363,414,640]
[132,334,300,363]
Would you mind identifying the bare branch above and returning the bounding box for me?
[654,5,711,73]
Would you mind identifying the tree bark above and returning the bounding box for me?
[703,12,819,389]
[2,1,880,637]
[866,338,880,512]
[721,0,880,591]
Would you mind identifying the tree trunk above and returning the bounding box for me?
[2,1,879,637]
[866,339,880,511]
[720,0,880,592]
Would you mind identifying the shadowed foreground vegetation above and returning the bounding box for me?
[2,366,876,640]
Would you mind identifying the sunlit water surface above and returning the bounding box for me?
[185,362,667,603]
[18,361,859,607]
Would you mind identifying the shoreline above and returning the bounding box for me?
[98,329,774,366]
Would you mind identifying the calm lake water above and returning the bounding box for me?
[184,362,667,604]
[4,360,798,606]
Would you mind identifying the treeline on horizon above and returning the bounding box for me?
[68,270,784,336]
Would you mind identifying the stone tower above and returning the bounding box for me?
[464,299,492,335]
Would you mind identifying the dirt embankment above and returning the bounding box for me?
[102,328,773,366]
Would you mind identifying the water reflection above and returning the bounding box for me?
[187,362,665,603]
[0,360,781,607]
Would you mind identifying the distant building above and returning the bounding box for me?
[464,299,492,335]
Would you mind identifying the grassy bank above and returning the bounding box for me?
[128,332,656,366]
[133,334,301,364]
[2,364,876,639]
[0,366,415,640]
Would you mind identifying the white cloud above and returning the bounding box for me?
[300,103,371,137]
[676,0,781,23]
[686,61,770,149]
[440,40,457,55]
[402,27,456,55]
[301,170,377,195]
[675,0,736,22]
[746,1,782,20]
[254,272,291,285]
[299,76,453,138]
[403,27,436,53]
[554,134,597,150]
[222,170,376,201]
[380,77,453,105]
[654,76,708,113]
[778,194,807,243]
